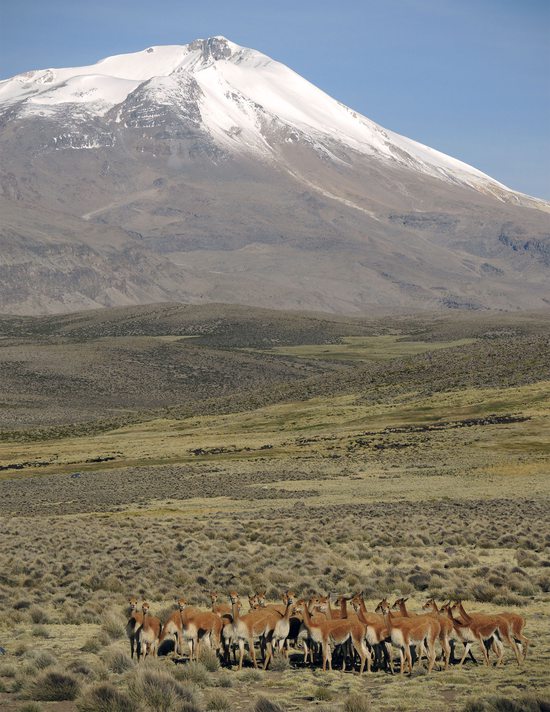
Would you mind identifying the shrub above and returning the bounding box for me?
[29,606,49,624]
[77,682,137,712]
[31,625,50,638]
[238,668,263,683]
[215,673,234,688]
[313,685,333,701]
[67,661,96,678]
[199,646,221,672]
[463,696,542,712]
[173,660,210,687]
[13,599,31,610]
[81,637,102,653]
[96,629,112,646]
[23,651,57,670]
[269,652,290,672]
[408,572,431,590]
[11,675,25,692]
[104,648,135,674]
[64,605,87,625]
[30,670,80,701]
[14,643,28,657]
[471,584,498,603]
[0,663,18,678]
[128,666,197,712]
[492,591,525,607]
[254,697,285,712]
[101,613,125,640]
[205,691,231,710]
[343,692,370,712]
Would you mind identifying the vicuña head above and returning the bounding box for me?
[392,596,409,610]
[422,597,437,611]
[375,598,391,614]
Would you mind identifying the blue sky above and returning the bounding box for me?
[1,0,549,199]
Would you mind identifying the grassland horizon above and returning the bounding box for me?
[0,303,548,712]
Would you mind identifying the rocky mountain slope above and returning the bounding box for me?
[1,36,549,314]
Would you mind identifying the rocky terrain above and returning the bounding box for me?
[1,37,549,315]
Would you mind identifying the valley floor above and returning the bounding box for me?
[0,306,548,711]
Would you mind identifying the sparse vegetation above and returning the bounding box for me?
[104,648,135,674]
[28,670,80,701]
[127,666,198,712]
[343,693,371,712]
[205,690,232,710]
[76,682,137,712]
[0,307,548,712]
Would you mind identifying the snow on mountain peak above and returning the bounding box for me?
[0,36,265,114]
[0,36,542,205]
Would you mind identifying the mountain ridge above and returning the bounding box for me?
[3,35,546,208]
[1,36,549,315]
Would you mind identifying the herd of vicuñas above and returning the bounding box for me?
[126,590,528,674]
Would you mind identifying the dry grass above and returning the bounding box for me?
[0,308,548,711]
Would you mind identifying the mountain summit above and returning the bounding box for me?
[1,37,549,314]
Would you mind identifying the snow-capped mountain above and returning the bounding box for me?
[0,36,540,202]
[1,37,549,314]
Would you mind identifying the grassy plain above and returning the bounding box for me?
[259,335,477,361]
[0,304,549,712]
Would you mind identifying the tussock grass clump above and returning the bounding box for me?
[76,682,137,712]
[11,675,25,693]
[173,660,210,687]
[13,599,31,610]
[81,637,102,653]
[31,625,50,638]
[19,704,43,712]
[29,669,80,701]
[313,685,333,701]
[67,660,97,678]
[23,650,57,670]
[128,666,197,712]
[104,647,135,674]
[29,606,49,624]
[0,662,18,678]
[254,697,285,712]
[214,673,233,688]
[205,690,232,710]
[198,646,221,672]
[471,583,498,603]
[269,652,290,672]
[101,613,125,640]
[97,629,113,646]
[343,692,370,712]
[463,695,549,712]
[239,669,263,683]
[64,605,88,625]
[492,590,526,607]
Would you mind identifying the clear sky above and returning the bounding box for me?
[1,0,549,199]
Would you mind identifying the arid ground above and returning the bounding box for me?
[0,304,549,712]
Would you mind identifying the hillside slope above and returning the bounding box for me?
[1,37,549,314]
